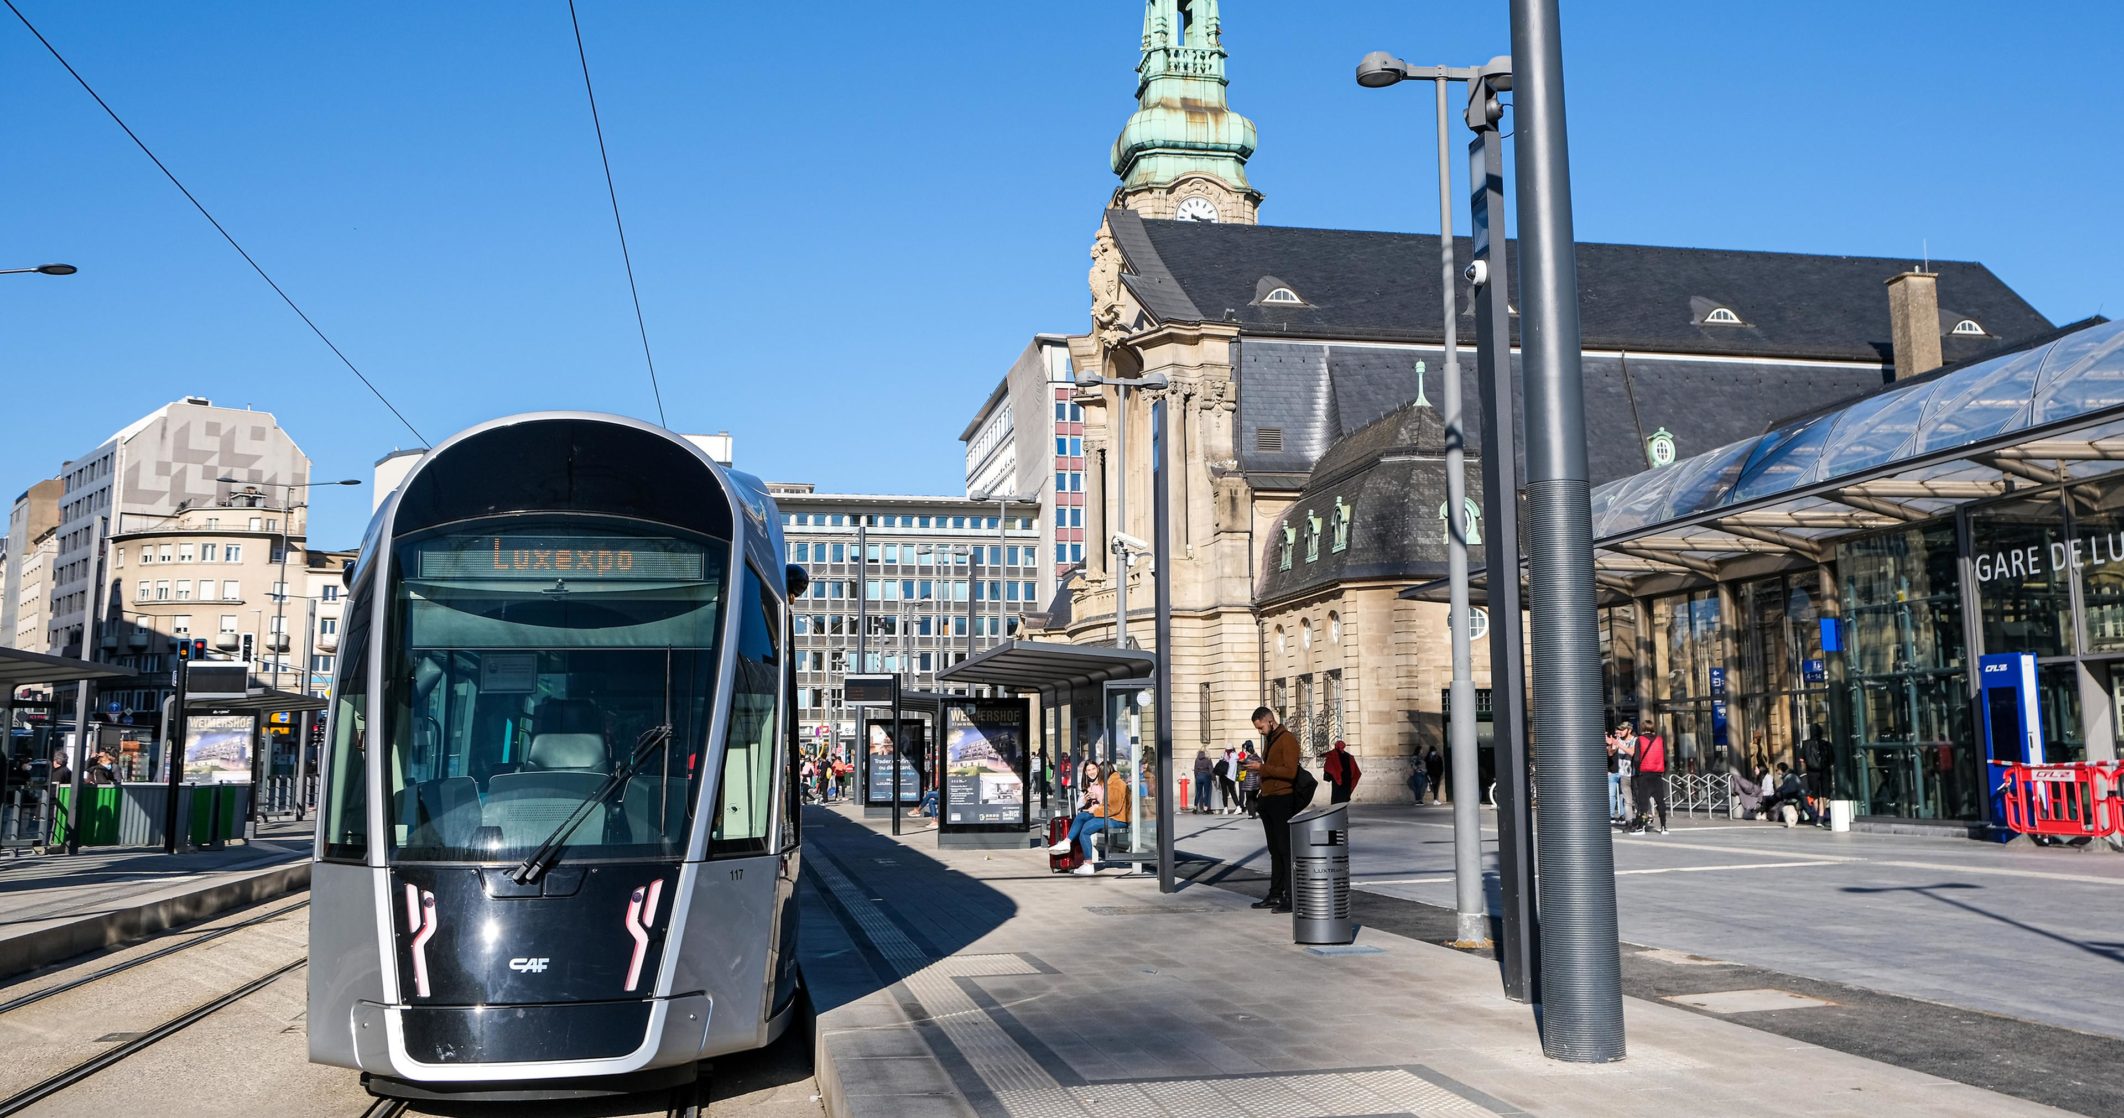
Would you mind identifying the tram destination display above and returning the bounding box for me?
[414,533,707,581]
[863,720,925,805]
[940,698,1030,829]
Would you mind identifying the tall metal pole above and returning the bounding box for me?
[64,519,107,855]
[1436,77,1486,949]
[1151,398,1175,893]
[270,499,294,692]
[294,596,316,819]
[855,520,868,676]
[1508,0,1625,1062]
[1467,62,1538,1004]
[1112,384,1129,650]
[163,654,191,853]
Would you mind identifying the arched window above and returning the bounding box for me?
[1703,307,1743,325]
[1300,619,1313,650]
[1305,510,1323,561]
[1328,611,1342,643]
[1263,287,1304,305]
[1951,318,1986,336]
[1332,497,1351,552]
[1274,626,1287,655]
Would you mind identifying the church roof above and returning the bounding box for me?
[1106,209,2052,366]
[1254,401,1464,606]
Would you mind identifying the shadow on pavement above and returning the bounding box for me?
[796,805,1018,1015]
[1844,881,2124,967]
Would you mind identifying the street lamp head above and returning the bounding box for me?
[1355,51,1409,88]
[35,263,78,276]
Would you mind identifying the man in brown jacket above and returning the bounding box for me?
[1242,705,1300,913]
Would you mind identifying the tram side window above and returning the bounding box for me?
[712,571,782,857]
[322,593,371,862]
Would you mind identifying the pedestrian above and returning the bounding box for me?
[1603,725,1624,822]
[800,755,818,804]
[1612,721,1637,823]
[1217,747,1239,813]
[1629,723,1669,834]
[1238,744,1262,817]
[1059,752,1074,812]
[1409,757,1428,805]
[1423,746,1445,803]
[1192,749,1213,813]
[1240,706,1299,913]
[87,749,117,787]
[1322,739,1361,804]
[48,750,71,793]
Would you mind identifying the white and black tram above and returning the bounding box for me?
[307,412,805,1103]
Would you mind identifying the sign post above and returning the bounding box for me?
[845,674,902,822]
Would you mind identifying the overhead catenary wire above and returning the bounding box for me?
[566,0,667,428]
[4,0,428,447]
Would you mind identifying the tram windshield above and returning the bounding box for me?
[383,521,729,864]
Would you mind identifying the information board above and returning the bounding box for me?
[939,698,1030,831]
[863,720,925,805]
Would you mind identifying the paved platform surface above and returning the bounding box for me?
[0,819,313,979]
[797,805,2081,1118]
[1176,803,2124,1039]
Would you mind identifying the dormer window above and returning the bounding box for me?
[1253,275,1309,308]
[1280,525,1296,571]
[1331,497,1351,552]
[1263,287,1303,305]
[1703,307,1743,325]
[1951,318,1986,337]
[1305,510,1323,562]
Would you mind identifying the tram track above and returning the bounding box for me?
[0,897,310,1017]
[0,955,308,1116]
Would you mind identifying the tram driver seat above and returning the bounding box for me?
[486,705,614,848]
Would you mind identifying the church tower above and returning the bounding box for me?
[1111,0,1261,224]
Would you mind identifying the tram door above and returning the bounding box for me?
[1098,681,1158,868]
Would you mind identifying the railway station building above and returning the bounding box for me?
[980,0,2068,799]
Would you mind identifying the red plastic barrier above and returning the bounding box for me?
[1993,761,2116,838]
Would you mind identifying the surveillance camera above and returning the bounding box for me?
[1464,260,1488,288]
[1110,531,1152,555]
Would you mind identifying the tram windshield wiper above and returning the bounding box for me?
[510,723,674,885]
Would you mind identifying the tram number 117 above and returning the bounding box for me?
[729,868,745,881]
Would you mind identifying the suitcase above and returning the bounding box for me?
[1046,815,1082,873]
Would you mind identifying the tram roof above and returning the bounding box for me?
[0,647,134,693]
[937,640,1154,693]
[1404,315,2124,601]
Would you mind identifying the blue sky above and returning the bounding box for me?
[5,1,2119,548]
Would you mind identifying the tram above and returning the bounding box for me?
[307,413,805,1102]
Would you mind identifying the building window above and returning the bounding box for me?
[1703,306,1744,325]
[137,580,150,601]
[175,580,192,601]
[322,584,339,602]
[1305,511,1323,562]
[179,543,195,562]
[321,618,338,636]
[223,580,240,599]
[1198,682,1213,744]
[1300,619,1312,650]
[1274,626,1287,655]
[1952,318,1987,336]
[1332,497,1351,552]
[1280,526,1295,571]
[226,544,242,563]
[201,543,218,562]
[1262,287,1303,305]
[159,545,173,562]
[1329,611,1341,643]
[220,614,238,632]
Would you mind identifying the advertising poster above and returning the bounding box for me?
[941,699,1029,829]
[863,720,925,805]
[183,714,255,783]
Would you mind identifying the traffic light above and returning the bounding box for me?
[191,637,207,661]
[240,633,254,664]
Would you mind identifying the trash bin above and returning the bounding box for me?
[1289,802,1353,945]
[1828,800,1854,833]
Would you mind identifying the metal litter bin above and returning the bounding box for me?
[1289,802,1353,944]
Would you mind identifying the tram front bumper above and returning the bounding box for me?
[349,993,712,1082]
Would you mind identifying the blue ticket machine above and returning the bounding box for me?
[1978,652,2044,837]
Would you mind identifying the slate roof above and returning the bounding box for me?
[1235,341,1890,486]
[1255,401,1468,606]
[1108,209,2053,366]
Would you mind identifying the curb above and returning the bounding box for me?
[0,857,311,980]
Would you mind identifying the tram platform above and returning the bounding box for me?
[797,803,2085,1118]
[0,818,311,980]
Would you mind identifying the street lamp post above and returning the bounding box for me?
[972,487,1034,693]
[1354,52,1490,951]
[1075,373,1169,649]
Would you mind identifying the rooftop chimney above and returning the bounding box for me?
[1886,271,1942,380]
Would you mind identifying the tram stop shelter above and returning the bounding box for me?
[1413,316,2124,833]
[938,639,1158,865]
[0,645,135,783]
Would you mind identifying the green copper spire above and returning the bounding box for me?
[1111,0,1261,223]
